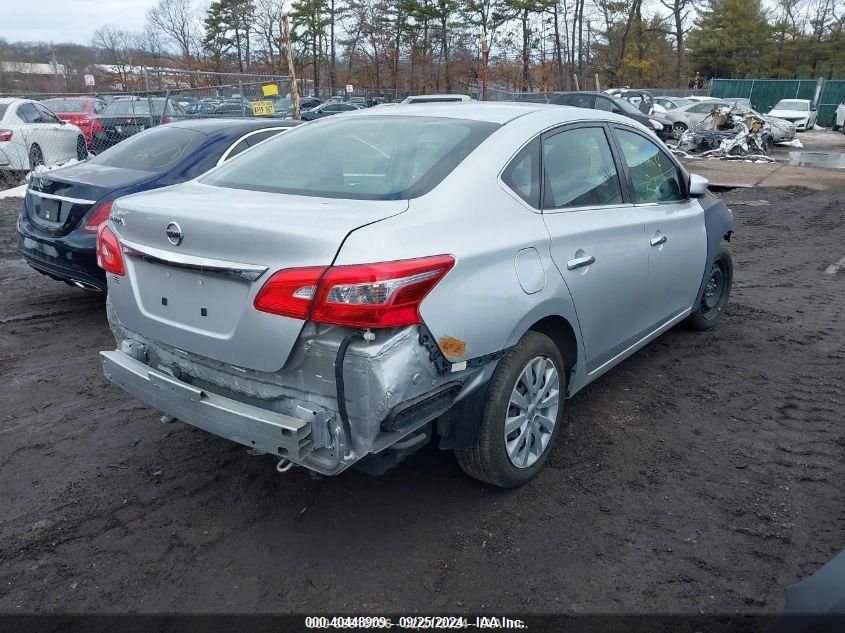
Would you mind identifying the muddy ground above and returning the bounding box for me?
[0,186,842,615]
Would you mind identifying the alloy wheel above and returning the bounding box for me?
[504,356,560,469]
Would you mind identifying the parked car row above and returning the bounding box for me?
[15,99,734,487]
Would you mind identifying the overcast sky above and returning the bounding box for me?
[3,0,159,46]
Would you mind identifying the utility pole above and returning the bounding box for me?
[481,37,489,101]
[282,13,301,121]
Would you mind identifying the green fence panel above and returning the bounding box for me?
[818,80,845,127]
[710,78,842,126]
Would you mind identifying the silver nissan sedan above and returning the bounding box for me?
[98,103,734,487]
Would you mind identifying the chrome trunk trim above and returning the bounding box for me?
[120,238,269,282]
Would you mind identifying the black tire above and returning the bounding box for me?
[672,122,688,140]
[455,331,565,488]
[685,243,733,331]
[832,123,840,132]
[29,145,44,170]
[76,136,88,161]
[762,134,774,152]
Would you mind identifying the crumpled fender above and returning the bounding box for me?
[694,193,734,307]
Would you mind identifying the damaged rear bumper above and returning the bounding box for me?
[102,301,496,476]
[101,350,314,461]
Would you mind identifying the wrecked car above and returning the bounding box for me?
[98,104,734,487]
[675,103,776,158]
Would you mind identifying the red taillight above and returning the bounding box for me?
[254,255,455,328]
[254,266,327,319]
[90,118,103,133]
[96,224,125,276]
[161,116,171,124]
[0,129,12,142]
[82,200,113,234]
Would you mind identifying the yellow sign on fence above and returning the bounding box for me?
[262,84,279,97]
[251,100,275,116]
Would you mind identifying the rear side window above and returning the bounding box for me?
[0,104,8,120]
[17,103,40,123]
[501,139,540,208]
[247,129,283,146]
[542,127,622,209]
[202,116,499,200]
[615,129,685,203]
[87,126,205,172]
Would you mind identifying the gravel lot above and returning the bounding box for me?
[0,185,843,615]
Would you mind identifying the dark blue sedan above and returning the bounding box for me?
[17,118,299,292]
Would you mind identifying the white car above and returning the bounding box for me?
[833,99,845,132]
[0,98,87,172]
[767,99,818,131]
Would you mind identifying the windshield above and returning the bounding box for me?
[201,115,499,200]
[774,100,809,111]
[42,98,87,113]
[87,126,204,172]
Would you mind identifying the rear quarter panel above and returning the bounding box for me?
[334,111,588,381]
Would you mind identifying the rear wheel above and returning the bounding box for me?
[455,331,565,488]
[29,144,44,170]
[672,122,688,140]
[685,244,733,331]
[76,135,88,161]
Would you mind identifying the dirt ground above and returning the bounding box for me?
[0,185,843,615]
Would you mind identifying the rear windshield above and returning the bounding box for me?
[42,98,87,113]
[613,97,642,115]
[87,126,205,172]
[774,100,809,111]
[103,99,183,116]
[201,115,499,200]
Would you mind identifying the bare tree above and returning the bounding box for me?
[92,24,135,88]
[660,0,694,86]
[147,0,200,66]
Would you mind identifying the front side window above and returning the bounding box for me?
[34,104,61,124]
[615,128,684,203]
[541,127,623,209]
[201,116,498,200]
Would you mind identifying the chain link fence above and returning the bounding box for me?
[1,69,302,190]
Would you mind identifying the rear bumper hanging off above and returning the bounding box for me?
[100,350,313,461]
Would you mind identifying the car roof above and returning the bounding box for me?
[351,101,563,124]
[166,118,301,134]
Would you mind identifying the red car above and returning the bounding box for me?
[41,97,107,152]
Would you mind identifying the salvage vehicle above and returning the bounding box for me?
[300,101,362,121]
[676,104,774,157]
[663,100,730,139]
[768,99,817,131]
[94,97,187,152]
[41,97,107,151]
[549,92,673,140]
[98,103,734,487]
[18,118,298,293]
[0,98,87,172]
[653,96,692,111]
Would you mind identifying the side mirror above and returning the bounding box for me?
[689,173,709,198]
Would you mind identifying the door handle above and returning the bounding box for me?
[566,255,595,270]
[650,235,668,247]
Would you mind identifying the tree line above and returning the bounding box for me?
[1,0,843,96]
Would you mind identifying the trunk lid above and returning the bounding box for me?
[107,181,407,372]
[26,165,150,236]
